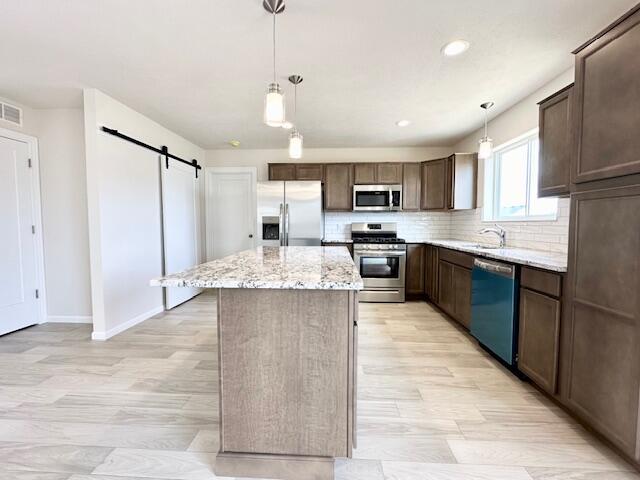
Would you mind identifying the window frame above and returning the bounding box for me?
[483,129,558,223]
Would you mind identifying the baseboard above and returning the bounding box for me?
[46,315,93,324]
[91,305,164,341]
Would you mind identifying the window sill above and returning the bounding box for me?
[481,215,558,223]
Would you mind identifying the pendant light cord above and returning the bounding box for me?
[272,10,276,83]
[484,109,488,138]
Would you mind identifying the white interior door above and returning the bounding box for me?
[0,134,39,335]
[161,159,201,309]
[206,167,256,260]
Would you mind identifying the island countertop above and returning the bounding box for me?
[151,246,363,290]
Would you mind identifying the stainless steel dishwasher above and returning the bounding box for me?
[470,258,519,367]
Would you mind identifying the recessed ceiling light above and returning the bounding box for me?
[396,120,411,127]
[281,121,293,130]
[441,40,470,57]
[229,140,241,147]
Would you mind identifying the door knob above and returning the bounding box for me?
[249,234,253,238]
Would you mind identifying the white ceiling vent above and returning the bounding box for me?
[0,102,23,127]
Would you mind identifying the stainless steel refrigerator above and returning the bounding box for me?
[257,181,323,246]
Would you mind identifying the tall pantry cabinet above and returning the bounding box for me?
[562,4,640,463]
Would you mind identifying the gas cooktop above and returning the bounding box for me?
[352,237,406,244]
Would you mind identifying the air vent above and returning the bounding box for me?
[0,102,23,126]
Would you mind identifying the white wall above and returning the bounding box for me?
[205,146,453,181]
[36,109,92,321]
[450,68,575,254]
[0,97,93,322]
[84,89,205,340]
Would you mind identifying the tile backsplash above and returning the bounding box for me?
[324,197,570,254]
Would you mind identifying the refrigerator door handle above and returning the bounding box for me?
[279,203,284,246]
[284,203,290,246]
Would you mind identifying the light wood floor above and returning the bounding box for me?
[0,291,638,480]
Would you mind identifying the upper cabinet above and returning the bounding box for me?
[268,163,323,181]
[421,154,477,211]
[295,164,324,181]
[353,163,403,184]
[571,6,640,184]
[538,84,573,197]
[402,162,421,211]
[324,163,353,211]
[269,163,297,181]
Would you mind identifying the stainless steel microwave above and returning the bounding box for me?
[353,185,402,212]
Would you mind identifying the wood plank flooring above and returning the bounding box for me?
[0,292,637,479]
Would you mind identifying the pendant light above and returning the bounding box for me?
[288,75,303,159]
[478,102,494,160]
[263,0,286,127]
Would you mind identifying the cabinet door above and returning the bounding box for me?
[437,260,455,316]
[402,163,421,211]
[405,244,425,295]
[518,288,561,394]
[421,159,448,210]
[269,163,296,181]
[353,164,376,184]
[424,245,439,301]
[296,164,324,181]
[324,164,353,211]
[453,265,472,329]
[571,8,640,183]
[538,86,572,197]
[564,184,640,459]
[377,163,403,184]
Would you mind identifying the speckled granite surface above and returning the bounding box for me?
[422,239,567,272]
[151,246,363,290]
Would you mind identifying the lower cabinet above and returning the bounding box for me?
[406,244,425,296]
[437,258,471,329]
[424,245,438,301]
[518,287,561,394]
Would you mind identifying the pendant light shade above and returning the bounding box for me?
[289,129,303,159]
[263,1,285,127]
[478,102,495,160]
[264,83,285,127]
[478,137,493,160]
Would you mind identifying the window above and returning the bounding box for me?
[484,131,557,221]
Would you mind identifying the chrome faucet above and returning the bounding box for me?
[479,224,507,248]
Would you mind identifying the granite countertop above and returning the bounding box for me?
[420,239,567,272]
[151,246,363,290]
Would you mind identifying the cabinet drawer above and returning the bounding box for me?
[521,267,562,298]
[438,247,474,270]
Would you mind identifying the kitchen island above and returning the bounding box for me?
[152,246,362,480]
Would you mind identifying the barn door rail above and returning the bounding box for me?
[101,126,202,178]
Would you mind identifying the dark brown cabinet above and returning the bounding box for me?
[453,266,472,329]
[296,164,323,181]
[538,84,573,197]
[324,164,353,211]
[421,158,448,210]
[269,163,296,181]
[424,245,438,301]
[436,248,473,329]
[571,6,640,184]
[377,163,403,184]
[353,163,377,184]
[402,162,421,211]
[353,163,403,185]
[563,183,640,461]
[421,154,477,211]
[437,260,455,316]
[405,244,425,296]
[518,287,561,395]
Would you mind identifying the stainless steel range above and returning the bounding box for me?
[351,223,406,303]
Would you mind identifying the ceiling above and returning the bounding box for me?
[0,0,636,149]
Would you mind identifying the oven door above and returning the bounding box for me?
[353,249,406,288]
[353,186,391,211]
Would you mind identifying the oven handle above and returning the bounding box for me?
[354,250,406,257]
